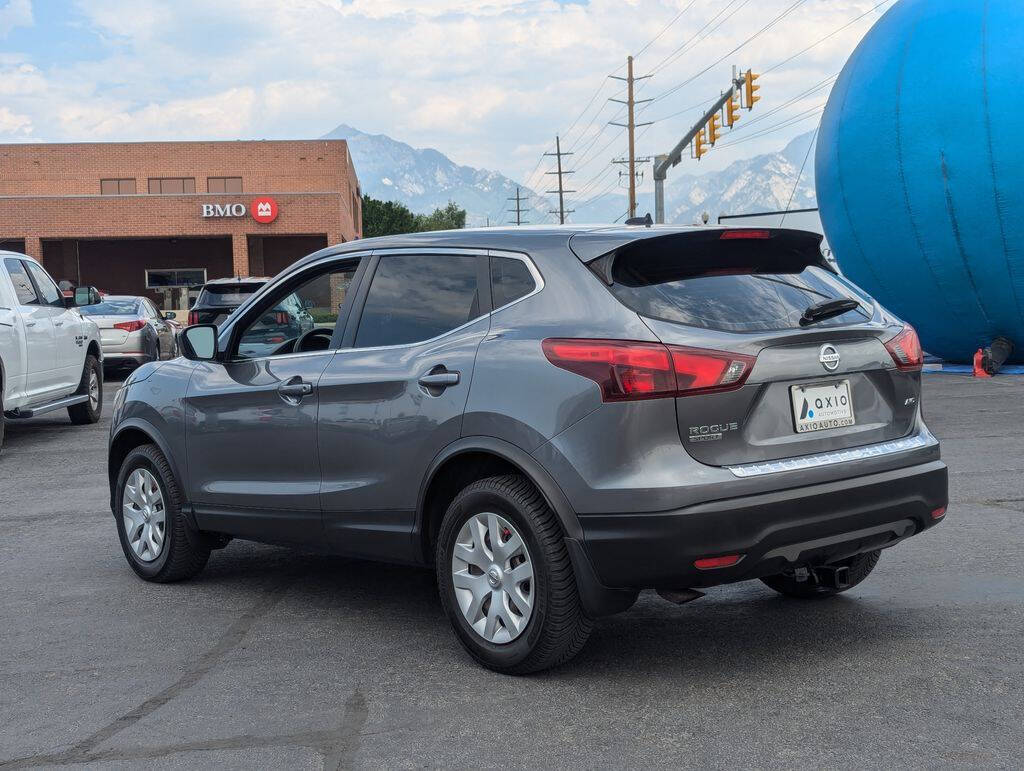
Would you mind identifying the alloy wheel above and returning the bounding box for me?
[88,370,100,410]
[451,511,534,644]
[122,468,166,562]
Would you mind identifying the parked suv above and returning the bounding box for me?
[107,227,947,673]
[1,251,104,452]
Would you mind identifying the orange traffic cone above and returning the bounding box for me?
[973,349,992,378]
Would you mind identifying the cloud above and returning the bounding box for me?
[8,0,892,186]
[0,106,32,135]
[0,0,32,37]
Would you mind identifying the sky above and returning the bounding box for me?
[0,0,894,198]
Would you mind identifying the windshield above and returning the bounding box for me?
[606,238,872,333]
[80,300,140,316]
[196,283,264,307]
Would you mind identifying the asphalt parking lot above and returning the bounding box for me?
[1,374,1023,769]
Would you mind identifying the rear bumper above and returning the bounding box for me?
[103,353,155,368]
[569,460,947,597]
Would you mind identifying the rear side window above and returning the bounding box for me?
[490,256,535,309]
[355,254,481,348]
[606,237,871,333]
[197,283,264,307]
[4,259,38,305]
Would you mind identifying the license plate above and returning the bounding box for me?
[790,380,855,433]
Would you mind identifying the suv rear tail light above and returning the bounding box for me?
[274,311,290,325]
[542,339,756,402]
[188,311,199,326]
[884,324,923,371]
[113,320,146,333]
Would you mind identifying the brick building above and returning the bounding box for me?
[0,140,361,310]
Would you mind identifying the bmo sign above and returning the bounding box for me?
[201,196,279,224]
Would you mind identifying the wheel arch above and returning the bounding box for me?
[86,339,102,363]
[415,436,583,564]
[109,419,184,513]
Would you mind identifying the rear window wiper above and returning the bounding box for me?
[800,298,862,327]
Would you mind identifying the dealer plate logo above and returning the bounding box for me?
[819,344,841,372]
[252,196,278,224]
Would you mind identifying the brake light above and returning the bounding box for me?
[720,229,771,240]
[113,320,146,333]
[695,554,743,570]
[188,311,199,326]
[542,339,756,402]
[884,324,923,371]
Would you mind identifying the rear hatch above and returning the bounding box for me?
[591,228,920,467]
[191,282,265,326]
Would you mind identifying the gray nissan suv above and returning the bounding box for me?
[107,226,947,673]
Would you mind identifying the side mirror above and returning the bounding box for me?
[163,311,177,320]
[71,286,101,307]
[179,324,219,361]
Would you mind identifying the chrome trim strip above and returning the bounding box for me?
[726,429,936,478]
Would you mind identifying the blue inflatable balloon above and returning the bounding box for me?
[816,0,1024,363]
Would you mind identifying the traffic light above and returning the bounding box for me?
[745,70,761,110]
[694,128,706,160]
[708,112,721,145]
[726,90,741,127]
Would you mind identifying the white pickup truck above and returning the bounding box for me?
[0,251,105,452]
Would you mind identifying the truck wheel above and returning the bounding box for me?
[761,550,881,598]
[436,474,593,674]
[68,354,102,424]
[114,444,210,582]
[0,390,5,453]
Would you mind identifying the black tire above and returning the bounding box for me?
[68,354,102,424]
[760,550,881,599]
[114,444,210,582]
[0,387,5,454]
[436,474,592,674]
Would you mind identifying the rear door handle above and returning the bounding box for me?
[418,368,460,396]
[54,321,64,327]
[25,321,37,327]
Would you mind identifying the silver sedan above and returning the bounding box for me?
[79,295,178,370]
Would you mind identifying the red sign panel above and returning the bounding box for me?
[251,196,279,224]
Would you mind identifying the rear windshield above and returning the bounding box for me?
[196,283,264,307]
[80,300,140,316]
[606,239,872,333]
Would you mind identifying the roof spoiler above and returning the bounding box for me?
[571,228,830,285]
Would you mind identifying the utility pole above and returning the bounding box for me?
[507,187,529,225]
[544,135,575,224]
[610,55,652,219]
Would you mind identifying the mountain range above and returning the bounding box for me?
[323,123,818,227]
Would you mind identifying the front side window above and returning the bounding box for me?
[4,258,38,305]
[26,262,63,307]
[354,254,481,348]
[235,262,359,359]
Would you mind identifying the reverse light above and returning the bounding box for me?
[695,554,743,570]
[720,229,771,240]
[542,339,756,402]
[113,319,146,333]
[884,324,924,371]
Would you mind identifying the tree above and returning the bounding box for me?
[361,195,419,238]
[416,200,466,232]
[361,195,467,238]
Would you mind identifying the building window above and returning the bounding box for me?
[145,268,208,288]
[148,177,196,194]
[207,177,242,194]
[100,178,137,195]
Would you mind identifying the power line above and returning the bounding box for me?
[780,124,819,227]
[634,0,700,58]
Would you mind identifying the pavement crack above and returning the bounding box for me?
[1,572,296,769]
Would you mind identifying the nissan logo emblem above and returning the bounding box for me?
[819,344,841,372]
